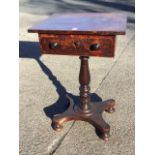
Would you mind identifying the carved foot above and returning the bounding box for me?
[88,113,111,141]
[103,132,110,141]
[104,99,115,113]
[52,94,75,131]
[95,128,110,141]
[52,121,63,131]
[95,99,115,113]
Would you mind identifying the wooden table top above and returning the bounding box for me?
[28,13,127,35]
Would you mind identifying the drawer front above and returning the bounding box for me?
[39,34,115,57]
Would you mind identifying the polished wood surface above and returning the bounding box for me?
[28,13,126,35]
[52,56,115,141]
[39,34,115,57]
[28,13,126,141]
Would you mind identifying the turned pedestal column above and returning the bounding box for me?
[52,56,115,141]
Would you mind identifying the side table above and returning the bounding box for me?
[28,13,126,141]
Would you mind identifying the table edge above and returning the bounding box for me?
[28,29,126,35]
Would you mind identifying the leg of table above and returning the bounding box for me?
[52,56,115,140]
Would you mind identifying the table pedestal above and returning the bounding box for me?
[52,56,115,141]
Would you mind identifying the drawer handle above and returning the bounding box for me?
[49,42,59,49]
[90,43,100,51]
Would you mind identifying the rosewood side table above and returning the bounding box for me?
[28,13,126,141]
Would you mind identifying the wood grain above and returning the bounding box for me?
[39,34,115,57]
[28,13,126,35]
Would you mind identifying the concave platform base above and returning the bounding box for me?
[52,94,115,141]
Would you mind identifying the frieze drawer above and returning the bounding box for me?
[39,34,115,57]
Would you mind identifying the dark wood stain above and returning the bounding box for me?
[39,34,115,57]
[28,13,126,35]
[28,13,126,141]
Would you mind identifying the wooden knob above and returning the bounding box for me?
[90,43,100,51]
[49,42,59,49]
